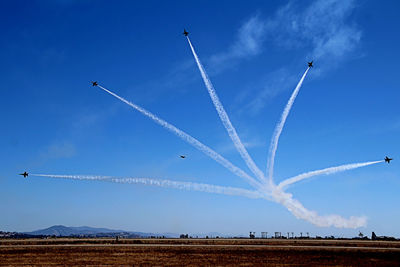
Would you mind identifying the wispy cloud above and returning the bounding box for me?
[207,0,361,76]
[266,0,361,64]
[146,15,268,97]
[130,16,269,101]
[240,68,298,115]
[237,0,362,114]
[209,15,267,72]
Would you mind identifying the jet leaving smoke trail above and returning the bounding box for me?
[97,85,261,189]
[278,160,384,190]
[186,37,265,182]
[31,174,263,199]
[267,68,310,184]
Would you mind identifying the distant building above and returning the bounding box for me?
[261,232,268,238]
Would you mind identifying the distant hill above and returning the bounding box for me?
[25,225,123,236]
[24,225,170,238]
[18,225,228,238]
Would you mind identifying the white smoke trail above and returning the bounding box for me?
[267,68,310,184]
[32,173,367,228]
[278,160,384,190]
[97,85,262,189]
[31,174,112,180]
[31,174,263,199]
[270,187,367,228]
[186,37,265,182]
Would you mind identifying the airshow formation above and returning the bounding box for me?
[20,29,393,229]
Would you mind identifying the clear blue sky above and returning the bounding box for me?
[1,0,399,237]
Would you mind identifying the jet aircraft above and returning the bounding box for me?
[19,172,28,178]
[91,81,98,86]
[308,61,313,68]
[183,29,189,36]
[385,156,393,163]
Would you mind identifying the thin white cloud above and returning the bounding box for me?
[243,69,298,115]
[133,16,268,99]
[239,0,362,114]
[209,15,267,72]
[207,0,361,75]
[266,0,361,64]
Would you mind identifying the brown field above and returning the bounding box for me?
[1,238,400,266]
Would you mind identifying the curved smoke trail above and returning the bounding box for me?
[267,68,310,184]
[31,174,263,199]
[278,160,384,190]
[187,37,265,182]
[97,85,261,189]
[270,188,367,228]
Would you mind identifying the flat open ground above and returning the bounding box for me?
[1,238,400,266]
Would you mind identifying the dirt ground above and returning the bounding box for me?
[1,238,400,266]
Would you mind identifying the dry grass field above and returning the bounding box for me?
[1,238,400,266]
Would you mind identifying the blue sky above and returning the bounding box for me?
[1,0,399,237]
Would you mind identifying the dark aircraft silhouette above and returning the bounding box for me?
[91,81,98,86]
[183,29,189,36]
[385,156,393,163]
[19,172,28,178]
[308,61,313,68]
[180,155,186,159]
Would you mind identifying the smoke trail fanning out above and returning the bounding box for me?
[90,45,380,229]
[278,160,384,190]
[32,174,263,199]
[97,85,261,189]
[186,37,265,182]
[267,68,310,183]
[271,188,367,228]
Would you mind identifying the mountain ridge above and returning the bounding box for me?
[24,225,170,237]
